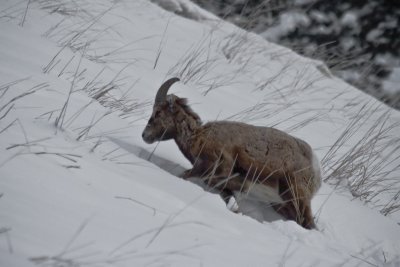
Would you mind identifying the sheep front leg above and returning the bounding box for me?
[205,174,244,213]
[180,169,194,179]
[202,157,249,212]
[187,154,244,211]
[178,164,239,212]
[180,159,210,179]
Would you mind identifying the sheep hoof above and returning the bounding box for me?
[226,196,239,213]
[180,169,192,179]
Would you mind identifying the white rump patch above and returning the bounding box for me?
[311,151,322,192]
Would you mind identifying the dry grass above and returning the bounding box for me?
[158,27,400,218]
[166,33,243,95]
[4,0,400,227]
[321,102,400,215]
[0,79,46,126]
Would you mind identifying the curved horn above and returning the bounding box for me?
[155,77,180,104]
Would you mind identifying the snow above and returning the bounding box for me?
[1,0,400,266]
[340,11,358,27]
[367,28,385,43]
[383,67,400,94]
[150,0,218,21]
[261,11,311,41]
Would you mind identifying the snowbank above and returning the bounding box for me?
[1,0,399,266]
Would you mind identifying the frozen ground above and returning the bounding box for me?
[1,0,400,266]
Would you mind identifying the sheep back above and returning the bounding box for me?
[188,121,319,195]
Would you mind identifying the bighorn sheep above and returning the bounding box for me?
[142,78,321,229]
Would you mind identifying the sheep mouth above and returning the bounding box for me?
[142,131,155,144]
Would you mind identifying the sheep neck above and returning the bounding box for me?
[173,108,201,162]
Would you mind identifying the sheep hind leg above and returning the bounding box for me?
[300,199,316,229]
[275,181,317,229]
[272,202,297,223]
[290,183,316,229]
[272,199,315,229]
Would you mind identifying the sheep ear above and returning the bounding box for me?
[167,96,174,112]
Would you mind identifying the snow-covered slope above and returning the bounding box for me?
[1,0,399,266]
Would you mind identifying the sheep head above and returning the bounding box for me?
[142,78,180,144]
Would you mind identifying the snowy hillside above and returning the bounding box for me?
[1,0,400,266]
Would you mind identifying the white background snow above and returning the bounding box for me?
[1,0,400,266]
